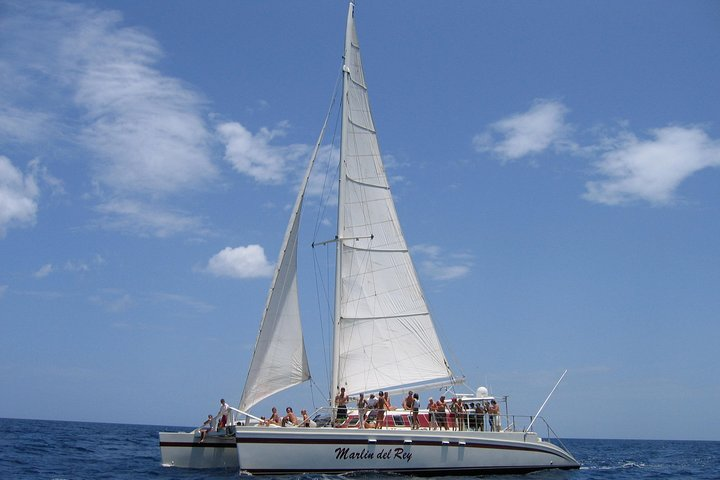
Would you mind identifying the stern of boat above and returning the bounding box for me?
[159,431,238,468]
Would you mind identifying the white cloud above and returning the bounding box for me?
[475,99,720,206]
[474,99,570,161]
[152,292,215,314]
[95,199,207,238]
[0,156,39,237]
[3,1,216,194]
[34,263,54,279]
[0,105,54,144]
[205,245,274,279]
[412,244,472,281]
[217,122,310,184]
[584,126,720,205]
[64,254,105,273]
[90,290,133,313]
[65,9,217,194]
[0,285,7,298]
[1,1,218,236]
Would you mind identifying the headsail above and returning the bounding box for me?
[238,208,309,412]
[332,2,454,397]
[238,139,322,414]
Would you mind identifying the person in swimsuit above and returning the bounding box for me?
[281,407,298,426]
[375,391,386,429]
[335,387,349,425]
[264,406,281,426]
[199,414,213,442]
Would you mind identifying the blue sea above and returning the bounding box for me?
[1,418,718,479]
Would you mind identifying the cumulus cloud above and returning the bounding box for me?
[475,99,720,206]
[412,244,472,281]
[0,156,39,237]
[217,122,310,184]
[205,245,274,279]
[474,100,571,161]
[584,126,720,205]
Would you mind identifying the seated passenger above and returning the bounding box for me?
[264,407,281,426]
[300,409,316,427]
[199,414,213,442]
[281,407,298,427]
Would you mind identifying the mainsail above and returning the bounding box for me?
[332,2,454,397]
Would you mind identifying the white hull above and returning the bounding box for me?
[235,427,579,475]
[159,431,238,469]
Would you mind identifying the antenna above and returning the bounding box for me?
[527,370,567,432]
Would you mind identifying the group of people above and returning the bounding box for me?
[200,393,502,439]
[425,396,501,432]
[198,398,232,441]
[340,388,502,431]
[345,389,397,429]
[259,406,316,428]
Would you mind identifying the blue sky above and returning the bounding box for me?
[1,0,719,441]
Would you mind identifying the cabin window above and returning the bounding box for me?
[390,415,406,427]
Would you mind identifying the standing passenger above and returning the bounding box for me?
[335,387,349,425]
[217,399,230,429]
[357,393,368,429]
[411,393,420,429]
[427,398,437,430]
[375,391,386,429]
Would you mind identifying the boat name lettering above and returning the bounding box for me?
[334,447,412,463]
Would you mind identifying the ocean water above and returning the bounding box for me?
[1,418,718,479]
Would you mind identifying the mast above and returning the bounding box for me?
[331,0,355,406]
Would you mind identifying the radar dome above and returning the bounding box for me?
[476,386,489,398]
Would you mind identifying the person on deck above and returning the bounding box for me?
[300,409,316,427]
[488,399,501,431]
[475,402,486,431]
[264,407,281,426]
[335,387,349,425]
[217,399,230,429]
[357,393,368,429]
[427,397,437,430]
[375,391,387,429]
[402,391,414,410]
[436,396,448,430]
[281,407,298,426]
[199,414,213,442]
[411,393,420,429]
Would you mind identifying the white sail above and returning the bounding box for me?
[238,148,323,413]
[238,208,309,412]
[332,2,454,396]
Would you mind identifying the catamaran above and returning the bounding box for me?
[159,2,580,474]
